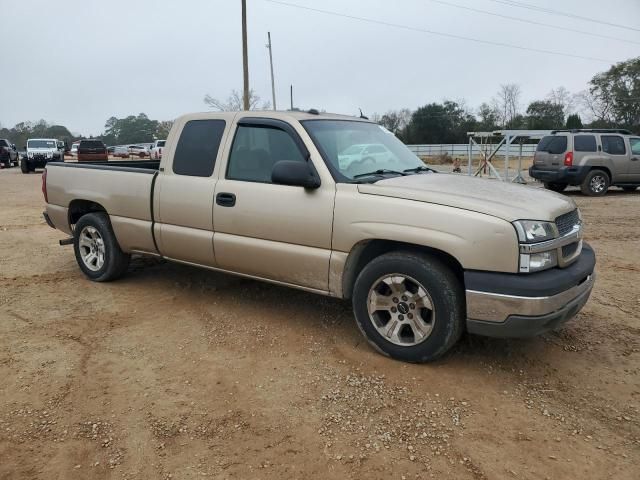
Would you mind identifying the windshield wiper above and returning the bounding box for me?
[403,165,437,174]
[353,169,407,179]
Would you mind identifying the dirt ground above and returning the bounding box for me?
[0,167,638,480]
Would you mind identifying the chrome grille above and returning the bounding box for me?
[555,209,580,236]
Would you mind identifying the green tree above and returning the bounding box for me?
[588,57,640,129]
[404,101,476,144]
[565,113,583,129]
[526,100,565,129]
[476,103,500,131]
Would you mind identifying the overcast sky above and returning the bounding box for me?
[2,0,639,135]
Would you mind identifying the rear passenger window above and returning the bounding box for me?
[601,135,626,155]
[227,125,306,183]
[537,136,567,154]
[173,120,226,177]
[573,135,597,152]
[629,138,640,155]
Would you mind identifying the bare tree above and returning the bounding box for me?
[575,89,613,124]
[379,108,412,135]
[492,84,522,128]
[204,89,270,111]
[547,86,577,116]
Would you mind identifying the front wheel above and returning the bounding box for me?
[581,169,609,196]
[544,182,567,193]
[73,213,130,282]
[20,158,29,174]
[352,252,465,363]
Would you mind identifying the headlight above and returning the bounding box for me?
[520,250,558,273]
[513,220,557,243]
[28,152,34,158]
[46,152,52,158]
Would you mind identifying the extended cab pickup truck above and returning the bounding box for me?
[42,111,596,362]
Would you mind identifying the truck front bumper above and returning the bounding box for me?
[465,244,596,338]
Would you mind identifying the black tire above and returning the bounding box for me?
[352,251,465,363]
[622,186,638,192]
[581,169,609,196]
[544,182,567,193]
[20,158,30,174]
[73,213,130,282]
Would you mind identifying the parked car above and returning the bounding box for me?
[22,138,64,173]
[529,129,640,195]
[337,143,394,175]
[150,140,166,159]
[107,146,116,156]
[70,141,80,157]
[42,111,595,363]
[77,139,108,162]
[113,146,130,158]
[0,139,19,168]
[128,145,149,158]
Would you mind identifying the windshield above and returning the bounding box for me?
[302,120,426,181]
[28,140,57,149]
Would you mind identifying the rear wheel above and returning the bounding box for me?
[581,169,609,196]
[352,251,465,363]
[73,213,130,282]
[544,182,567,193]
[622,186,638,192]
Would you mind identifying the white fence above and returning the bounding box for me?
[407,143,538,157]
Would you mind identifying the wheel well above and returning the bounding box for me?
[341,240,464,299]
[68,200,107,228]
[589,166,612,182]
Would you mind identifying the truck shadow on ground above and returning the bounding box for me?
[122,255,551,366]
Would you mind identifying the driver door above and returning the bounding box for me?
[213,118,335,292]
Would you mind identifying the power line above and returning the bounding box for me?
[487,0,640,33]
[264,0,616,63]
[428,0,640,45]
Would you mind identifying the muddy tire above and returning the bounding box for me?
[581,169,609,196]
[73,213,130,282]
[352,251,465,363]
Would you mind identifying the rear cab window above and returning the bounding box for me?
[573,135,597,152]
[537,136,567,154]
[172,119,226,177]
[601,135,626,155]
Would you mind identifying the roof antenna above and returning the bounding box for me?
[359,108,369,120]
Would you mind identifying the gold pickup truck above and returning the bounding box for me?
[42,111,596,362]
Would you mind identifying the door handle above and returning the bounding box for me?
[216,192,236,207]
[631,157,639,161]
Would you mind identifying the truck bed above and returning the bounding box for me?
[45,160,161,254]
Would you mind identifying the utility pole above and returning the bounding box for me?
[266,32,276,110]
[241,0,249,110]
[290,84,293,110]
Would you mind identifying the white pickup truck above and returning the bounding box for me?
[42,111,596,362]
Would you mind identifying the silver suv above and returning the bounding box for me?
[529,129,640,195]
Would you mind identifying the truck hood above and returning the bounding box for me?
[357,173,576,222]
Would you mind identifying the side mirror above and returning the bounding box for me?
[11,144,16,150]
[272,160,320,189]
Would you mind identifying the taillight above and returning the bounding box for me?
[564,151,573,166]
[42,169,48,203]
